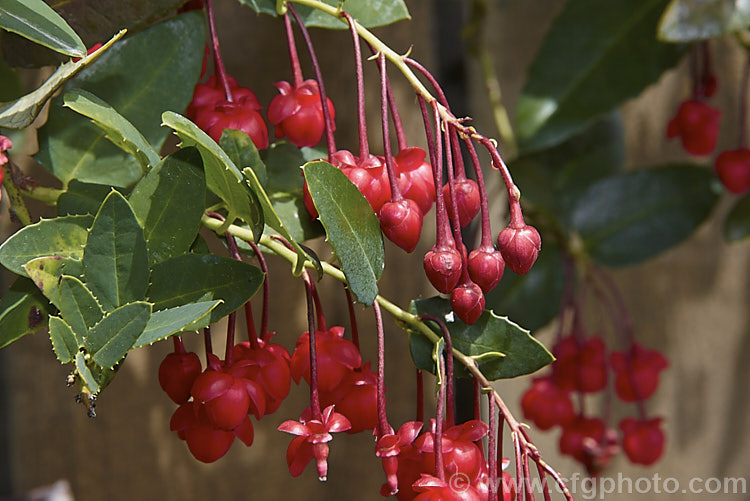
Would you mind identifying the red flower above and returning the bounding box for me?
[332,150,392,212]
[231,335,291,415]
[376,421,423,496]
[290,326,362,393]
[278,405,352,480]
[620,417,665,466]
[714,148,750,194]
[667,99,721,156]
[521,377,575,430]
[267,79,335,147]
[394,147,435,215]
[551,336,608,393]
[610,343,668,402]
[411,474,482,501]
[321,362,378,434]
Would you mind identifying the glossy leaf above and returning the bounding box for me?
[724,193,750,242]
[658,0,750,42]
[485,243,565,332]
[0,30,124,129]
[23,256,84,309]
[162,112,262,231]
[133,301,221,348]
[511,113,625,226]
[82,191,149,311]
[58,276,105,346]
[0,277,50,349]
[516,0,683,152]
[57,181,120,216]
[304,161,384,305]
[221,129,267,188]
[238,0,410,29]
[36,13,205,187]
[84,301,152,369]
[0,0,85,56]
[48,316,79,364]
[408,297,554,380]
[63,88,160,171]
[129,147,206,264]
[570,165,719,267]
[147,254,264,324]
[0,215,93,276]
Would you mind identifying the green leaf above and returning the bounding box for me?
[658,0,750,42]
[82,191,149,311]
[304,161,384,304]
[0,0,85,56]
[724,193,750,243]
[0,30,124,129]
[57,181,121,216]
[0,277,50,349]
[35,13,205,187]
[485,243,565,332]
[63,89,160,171]
[23,256,83,309]
[84,301,151,369]
[75,351,99,394]
[221,129,267,187]
[238,0,410,29]
[0,50,22,102]
[511,113,625,226]
[133,301,221,348]
[161,112,262,230]
[408,297,554,380]
[263,141,324,242]
[129,147,206,264]
[58,276,104,346]
[570,165,719,267]
[0,214,93,276]
[516,0,683,153]
[147,254,264,324]
[48,316,79,364]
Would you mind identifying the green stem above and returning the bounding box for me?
[19,185,64,205]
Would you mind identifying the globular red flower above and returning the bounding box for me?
[187,75,261,118]
[411,474,482,501]
[394,147,436,215]
[551,336,608,393]
[231,335,291,415]
[190,366,266,430]
[332,150,391,212]
[158,350,202,404]
[320,362,378,434]
[443,179,480,228]
[620,417,665,466]
[450,282,485,325]
[559,416,606,471]
[610,343,669,402]
[278,405,352,480]
[267,79,335,148]
[290,326,362,393]
[376,421,423,496]
[714,148,750,194]
[423,244,463,294]
[379,199,424,253]
[667,99,721,156]
[467,247,505,293]
[414,420,489,486]
[521,377,575,430]
[496,223,541,275]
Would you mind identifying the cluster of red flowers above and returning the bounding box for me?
[522,336,668,473]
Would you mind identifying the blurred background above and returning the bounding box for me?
[1,0,749,499]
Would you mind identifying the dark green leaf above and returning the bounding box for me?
[238,0,410,29]
[84,301,151,368]
[23,256,83,309]
[190,234,211,255]
[0,0,85,56]
[485,243,565,332]
[133,301,221,348]
[0,30,123,129]
[658,0,750,42]
[63,88,160,171]
[221,129,267,187]
[408,297,554,380]
[148,254,264,324]
[129,147,206,264]
[57,181,120,216]
[516,0,683,152]
[0,277,50,349]
[48,316,79,363]
[724,193,750,242]
[82,191,149,311]
[58,276,104,346]
[36,13,205,187]
[0,55,22,101]
[570,165,719,266]
[0,214,93,276]
[304,161,383,305]
[162,112,262,231]
[511,113,625,226]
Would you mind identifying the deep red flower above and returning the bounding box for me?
[332,150,391,212]
[551,336,608,393]
[267,79,335,147]
[521,377,575,430]
[379,199,424,253]
[376,421,423,496]
[496,223,541,275]
[559,416,606,472]
[620,417,665,466]
[443,179,480,228]
[290,326,362,393]
[423,244,463,294]
[450,282,485,325]
[231,336,291,415]
[158,350,202,404]
[610,343,669,402]
[394,147,436,215]
[714,148,750,194]
[321,362,378,434]
[411,474,482,501]
[667,99,721,156]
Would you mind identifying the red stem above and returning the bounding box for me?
[172,335,185,354]
[245,239,269,338]
[344,287,360,352]
[303,271,322,421]
[416,369,424,423]
[473,377,481,421]
[449,129,467,181]
[378,52,403,201]
[523,452,535,501]
[536,461,552,501]
[419,97,451,248]
[374,301,390,437]
[342,12,368,159]
[464,138,493,248]
[369,41,407,151]
[435,355,446,480]
[443,124,463,248]
[738,57,749,148]
[488,395,497,501]
[243,302,260,350]
[420,314,454,426]
[287,4,336,158]
[225,312,235,365]
[498,414,506,500]
[283,13,304,88]
[205,0,233,102]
